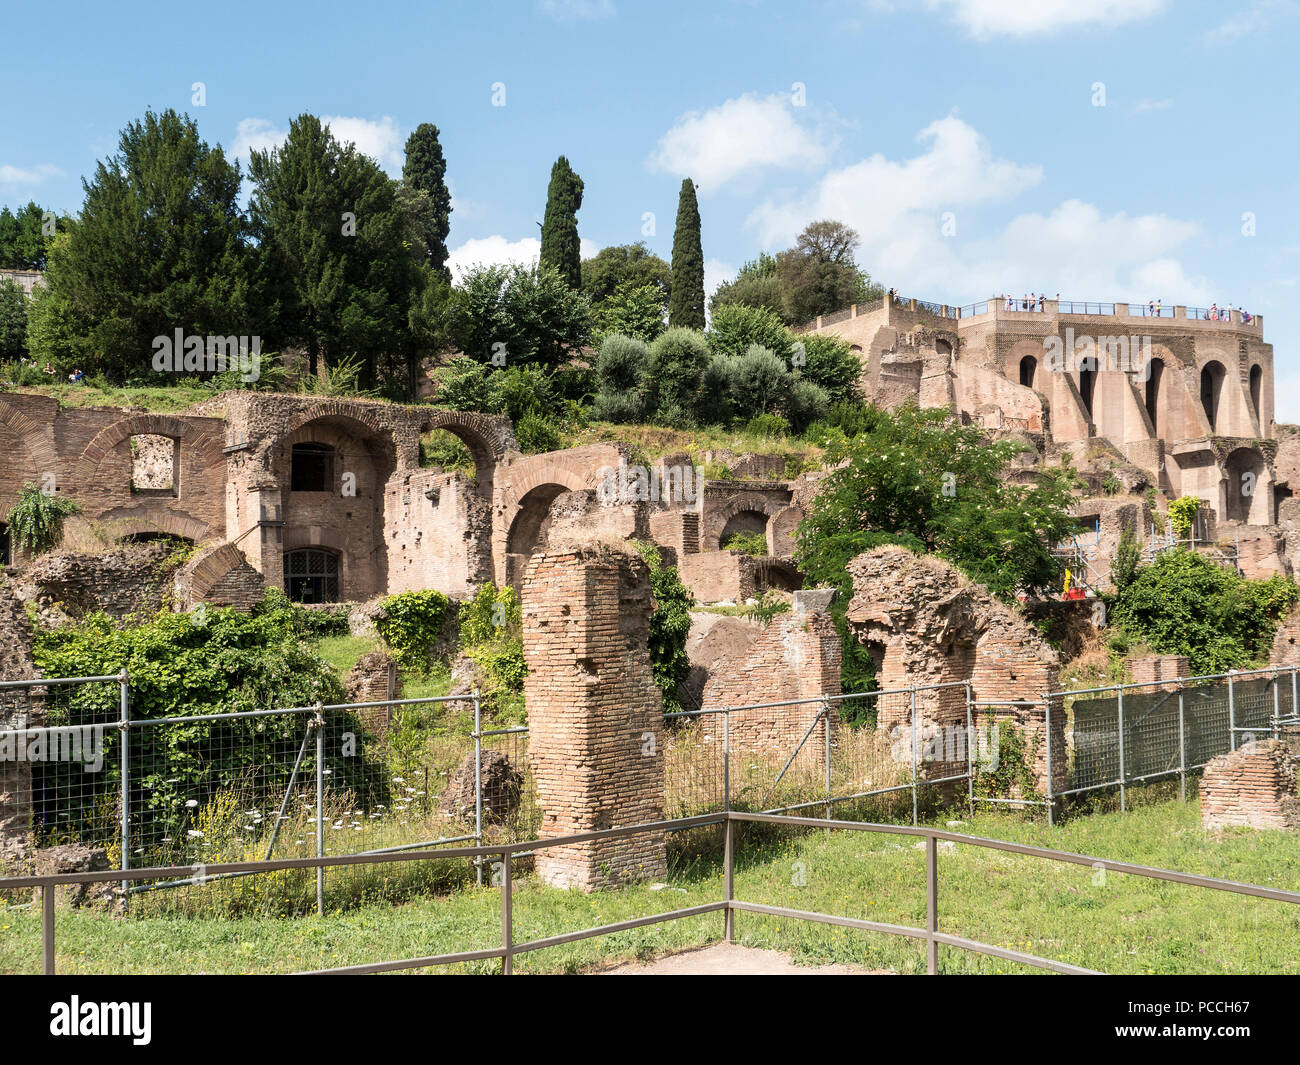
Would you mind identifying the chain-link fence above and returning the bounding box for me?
[1048,665,1300,817]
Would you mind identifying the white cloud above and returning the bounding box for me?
[746,117,1207,312]
[704,258,737,324]
[923,0,1166,38]
[1205,0,1299,43]
[231,115,405,172]
[747,114,1042,250]
[539,0,614,20]
[649,94,833,188]
[447,235,601,284]
[0,163,62,185]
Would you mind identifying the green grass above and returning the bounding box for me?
[4,800,1298,975]
[2,380,218,412]
[317,634,379,676]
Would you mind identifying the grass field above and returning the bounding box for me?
[3,799,1298,975]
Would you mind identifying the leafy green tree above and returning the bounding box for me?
[669,178,705,329]
[1110,550,1298,676]
[26,109,250,380]
[728,344,791,418]
[581,242,671,307]
[708,303,793,360]
[401,123,453,280]
[796,405,1080,692]
[796,333,862,405]
[591,333,651,424]
[7,484,82,556]
[539,156,584,288]
[633,541,694,714]
[776,219,881,324]
[592,280,666,344]
[0,278,27,361]
[452,262,590,368]
[248,114,415,390]
[647,327,709,425]
[0,201,65,271]
[709,253,783,319]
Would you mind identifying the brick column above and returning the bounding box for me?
[523,548,666,891]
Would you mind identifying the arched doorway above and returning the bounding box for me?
[719,509,770,551]
[284,548,340,603]
[1019,355,1037,389]
[1078,356,1097,419]
[505,483,569,583]
[1144,357,1164,433]
[1225,447,1266,523]
[1201,361,1226,431]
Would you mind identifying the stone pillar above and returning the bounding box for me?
[1201,741,1300,830]
[523,548,666,891]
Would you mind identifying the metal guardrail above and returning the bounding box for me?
[11,808,1300,976]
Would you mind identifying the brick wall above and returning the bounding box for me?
[1128,654,1190,690]
[0,579,40,864]
[345,651,401,734]
[522,548,666,891]
[1201,740,1300,830]
[677,550,756,604]
[24,543,184,621]
[701,589,841,764]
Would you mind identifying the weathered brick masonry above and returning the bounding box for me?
[1200,740,1300,830]
[522,548,666,891]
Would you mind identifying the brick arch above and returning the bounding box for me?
[711,493,790,549]
[178,542,261,605]
[285,401,390,438]
[97,507,212,542]
[73,413,224,485]
[418,410,517,499]
[0,398,58,490]
[754,557,803,593]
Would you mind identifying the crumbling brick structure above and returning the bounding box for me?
[522,547,666,890]
[1201,740,1300,830]
[1128,654,1191,691]
[0,579,41,864]
[844,545,1065,793]
[701,588,841,763]
[344,651,402,734]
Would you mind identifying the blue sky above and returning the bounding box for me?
[4,0,1299,413]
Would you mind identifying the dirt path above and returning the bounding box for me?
[597,942,889,975]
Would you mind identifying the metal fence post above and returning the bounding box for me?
[723,710,731,813]
[822,698,832,822]
[1272,669,1281,741]
[118,669,130,907]
[966,684,974,818]
[1178,686,1187,803]
[1292,667,1298,726]
[724,815,735,943]
[500,848,512,974]
[314,704,324,917]
[1044,696,1054,827]
[473,689,483,887]
[925,835,938,974]
[42,883,55,975]
[1228,671,1236,752]
[1116,686,1126,813]
[910,688,919,827]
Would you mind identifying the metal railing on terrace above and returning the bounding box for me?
[8,809,1300,975]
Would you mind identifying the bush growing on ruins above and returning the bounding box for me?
[29,595,385,853]
[7,483,82,557]
[647,327,710,424]
[376,589,453,671]
[1168,496,1200,540]
[458,584,526,719]
[722,530,768,557]
[515,410,563,454]
[797,334,862,405]
[1109,549,1298,675]
[1111,524,1142,594]
[727,345,790,417]
[708,304,793,361]
[633,542,693,715]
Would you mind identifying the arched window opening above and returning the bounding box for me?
[1200,361,1226,431]
[1250,365,1263,424]
[1079,357,1097,419]
[1145,357,1165,433]
[284,548,340,603]
[1019,355,1037,389]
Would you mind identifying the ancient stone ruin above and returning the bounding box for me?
[844,545,1065,793]
[1200,740,1300,831]
[522,547,667,891]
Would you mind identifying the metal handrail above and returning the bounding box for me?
[12,809,1300,976]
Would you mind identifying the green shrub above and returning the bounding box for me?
[647,327,709,421]
[1109,549,1298,675]
[375,589,453,671]
[708,303,793,361]
[1168,496,1200,539]
[721,530,769,557]
[458,584,526,719]
[515,409,563,454]
[633,542,693,714]
[591,332,650,424]
[743,412,791,439]
[6,483,82,556]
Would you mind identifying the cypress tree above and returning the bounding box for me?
[539,156,583,288]
[669,178,704,329]
[401,123,453,281]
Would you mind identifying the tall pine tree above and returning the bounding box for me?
[669,178,704,329]
[539,156,583,288]
[401,123,453,281]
